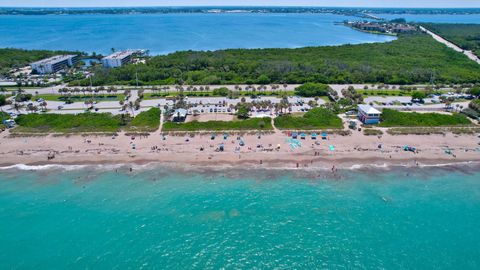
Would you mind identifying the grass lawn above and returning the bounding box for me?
[357,90,410,97]
[379,109,471,127]
[143,91,295,100]
[318,96,331,103]
[35,94,125,102]
[163,117,272,131]
[274,107,343,130]
[357,89,451,97]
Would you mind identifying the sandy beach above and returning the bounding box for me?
[1,128,479,170]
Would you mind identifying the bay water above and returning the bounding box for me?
[0,13,396,55]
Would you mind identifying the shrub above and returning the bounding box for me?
[469,99,480,112]
[163,117,272,131]
[129,107,161,132]
[15,113,127,133]
[462,108,480,120]
[274,107,343,130]
[15,93,32,102]
[212,87,229,97]
[236,104,250,119]
[380,109,471,127]
[363,129,384,136]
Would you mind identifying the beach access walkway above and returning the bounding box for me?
[420,26,480,65]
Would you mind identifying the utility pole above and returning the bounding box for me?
[136,70,139,88]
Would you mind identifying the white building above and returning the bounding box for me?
[101,50,141,68]
[31,55,80,74]
[358,105,382,125]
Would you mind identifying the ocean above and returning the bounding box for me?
[1,165,480,269]
[0,13,397,55]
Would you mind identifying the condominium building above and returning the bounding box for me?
[101,50,141,68]
[31,55,80,74]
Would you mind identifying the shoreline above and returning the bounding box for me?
[1,130,479,171]
[1,154,479,169]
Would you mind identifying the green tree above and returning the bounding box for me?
[295,83,330,97]
[212,87,229,97]
[411,91,427,101]
[236,104,250,119]
[257,75,270,84]
[468,86,480,98]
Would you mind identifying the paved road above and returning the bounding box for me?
[420,26,480,65]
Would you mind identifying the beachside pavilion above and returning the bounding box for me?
[172,108,188,122]
[358,105,381,124]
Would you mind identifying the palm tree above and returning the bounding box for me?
[127,101,135,117]
[41,101,48,111]
[12,102,24,113]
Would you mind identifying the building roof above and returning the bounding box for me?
[358,105,381,115]
[103,50,141,60]
[173,108,188,118]
[31,55,77,66]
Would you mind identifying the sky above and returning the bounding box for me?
[0,0,479,8]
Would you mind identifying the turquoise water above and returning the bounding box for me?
[1,165,480,269]
[0,13,396,54]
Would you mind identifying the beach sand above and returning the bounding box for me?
[1,129,479,169]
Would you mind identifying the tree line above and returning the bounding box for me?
[70,34,480,87]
